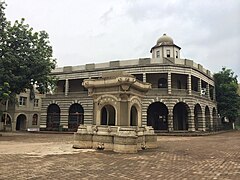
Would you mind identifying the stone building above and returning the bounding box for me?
[0,90,44,131]
[41,34,220,132]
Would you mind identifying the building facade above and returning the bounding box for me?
[41,34,220,132]
[0,90,44,131]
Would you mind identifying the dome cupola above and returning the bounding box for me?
[157,33,174,45]
[150,33,181,59]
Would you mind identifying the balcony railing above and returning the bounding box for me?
[148,88,214,100]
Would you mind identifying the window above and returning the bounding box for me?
[166,50,170,57]
[34,99,39,107]
[176,51,178,58]
[32,114,38,125]
[19,96,27,106]
[156,50,160,58]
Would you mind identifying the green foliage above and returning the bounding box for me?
[0,82,11,102]
[214,67,240,122]
[0,1,56,95]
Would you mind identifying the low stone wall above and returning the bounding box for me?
[73,125,157,153]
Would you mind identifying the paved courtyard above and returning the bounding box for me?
[0,131,239,180]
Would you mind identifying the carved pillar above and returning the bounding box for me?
[65,79,69,96]
[188,75,192,95]
[206,84,210,99]
[198,115,206,131]
[168,72,172,95]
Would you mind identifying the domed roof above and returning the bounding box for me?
[157,33,174,44]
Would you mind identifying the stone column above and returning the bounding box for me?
[188,74,192,95]
[206,84,210,99]
[168,72,172,95]
[188,112,195,132]
[119,101,129,126]
[209,114,213,131]
[143,73,146,83]
[168,111,173,131]
[198,78,202,96]
[65,79,69,96]
[198,114,206,131]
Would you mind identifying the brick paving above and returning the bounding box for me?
[0,131,239,179]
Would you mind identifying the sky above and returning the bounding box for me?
[4,0,240,81]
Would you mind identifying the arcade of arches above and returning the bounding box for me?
[147,101,218,132]
[46,101,217,132]
[46,103,84,131]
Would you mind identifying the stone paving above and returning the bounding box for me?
[0,131,239,179]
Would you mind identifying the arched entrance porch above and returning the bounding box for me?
[173,102,189,130]
[68,103,84,131]
[205,106,211,131]
[47,104,60,131]
[16,114,27,131]
[147,102,169,131]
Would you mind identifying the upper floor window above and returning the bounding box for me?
[19,96,27,106]
[176,51,178,58]
[166,50,170,57]
[156,51,160,58]
[34,99,39,107]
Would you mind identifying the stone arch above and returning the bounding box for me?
[212,107,218,131]
[129,96,142,126]
[47,100,60,106]
[96,95,118,106]
[47,104,61,131]
[205,106,211,131]
[147,102,169,131]
[101,104,116,126]
[194,103,202,131]
[173,102,190,130]
[130,106,138,126]
[16,114,27,131]
[68,103,84,132]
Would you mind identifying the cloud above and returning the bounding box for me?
[5,0,240,81]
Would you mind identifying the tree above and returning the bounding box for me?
[0,82,10,121]
[214,67,240,123]
[0,82,10,102]
[0,1,56,96]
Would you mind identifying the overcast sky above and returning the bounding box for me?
[4,0,240,81]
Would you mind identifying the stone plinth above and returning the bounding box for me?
[73,125,158,153]
[143,126,158,149]
[114,127,138,153]
[92,126,114,150]
[73,125,93,149]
